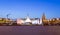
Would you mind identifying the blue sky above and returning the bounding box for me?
[0,0,60,19]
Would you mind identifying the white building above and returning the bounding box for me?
[17,19,24,25]
[24,16,32,25]
[39,19,42,25]
[32,18,42,25]
[17,16,43,25]
[24,17,31,23]
[17,16,32,25]
[32,20,38,24]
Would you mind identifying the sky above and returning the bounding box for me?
[0,0,60,19]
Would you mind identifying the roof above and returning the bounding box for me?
[25,16,31,22]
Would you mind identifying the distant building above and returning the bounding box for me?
[32,18,39,24]
[42,13,46,20]
[17,17,42,25]
[17,19,24,25]
[24,16,32,23]
[0,18,15,25]
[24,16,32,25]
[39,19,42,25]
[42,13,49,25]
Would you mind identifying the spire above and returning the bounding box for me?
[26,13,30,19]
[25,13,31,22]
[26,13,29,18]
[42,13,46,20]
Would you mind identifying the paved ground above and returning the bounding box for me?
[0,26,60,35]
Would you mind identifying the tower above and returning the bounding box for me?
[42,13,46,20]
[39,13,46,25]
[42,13,46,25]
